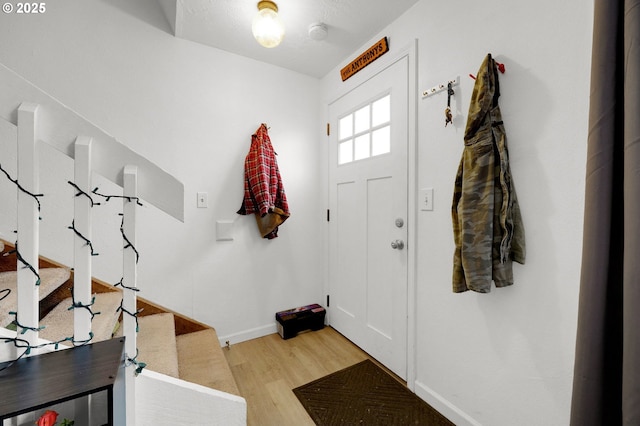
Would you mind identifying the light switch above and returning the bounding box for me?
[420,188,434,211]
[197,192,208,208]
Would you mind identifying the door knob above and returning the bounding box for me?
[390,239,404,250]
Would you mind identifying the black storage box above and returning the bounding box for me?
[275,304,326,339]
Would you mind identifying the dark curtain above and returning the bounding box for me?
[570,1,640,425]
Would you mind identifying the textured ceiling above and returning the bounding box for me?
[159,0,419,78]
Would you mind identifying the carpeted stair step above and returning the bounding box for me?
[176,328,240,396]
[0,268,71,328]
[39,291,122,344]
[133,312,180,379]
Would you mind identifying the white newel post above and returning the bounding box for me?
[72,136,93,426]
[16,102,40,349]
[122,165,138,425]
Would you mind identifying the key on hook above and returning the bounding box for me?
[445,82,454,127]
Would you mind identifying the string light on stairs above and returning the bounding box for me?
[119,214,140,264]
[68,220,100,256]
[6,242,41,285]
[116,299,143,333]
[125,349,147,376]
[0,162,43,218]
[92,186,143,206]
[68,180,144,207]
[114,277,140,292]
[68,181,101,207]
[0,180,148,376]
[69,291,101,321]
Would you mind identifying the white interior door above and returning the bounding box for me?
[328,56,409,379]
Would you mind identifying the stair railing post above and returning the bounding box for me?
[122,164,138,425]
[72,136,93,343]
[16,102,40,349]
[72,136,93,426]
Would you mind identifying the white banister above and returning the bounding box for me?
[0,63,184,223]
[72,136,93,426]
[122,164,139,425]
[16,102,40,348]
[72,136,93,343]
[136,370,247,425]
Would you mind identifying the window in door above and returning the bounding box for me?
[338,94,391,165]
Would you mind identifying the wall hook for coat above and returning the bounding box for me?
[469,60,505,80]
[421,76,459,98]
[445,82,454,127]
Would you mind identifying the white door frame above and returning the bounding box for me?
[324,39,418,391]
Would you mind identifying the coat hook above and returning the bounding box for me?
[445,82,454,127]
[469,60,505,80]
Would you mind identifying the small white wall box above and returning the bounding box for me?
[216,220,234,241]
[275,304,326,339]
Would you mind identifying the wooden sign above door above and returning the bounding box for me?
[340,37,389,82]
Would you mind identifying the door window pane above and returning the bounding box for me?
[354,105,370,134]
[372,95,390,127]
[339,140,353,164]
[354,134,370,161]
[339,114,353,139]
[372,126,391,156]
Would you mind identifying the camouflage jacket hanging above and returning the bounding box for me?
[451,54,525,293]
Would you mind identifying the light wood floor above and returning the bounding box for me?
[223,326,404,426]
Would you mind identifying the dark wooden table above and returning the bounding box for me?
[0,337,125,425]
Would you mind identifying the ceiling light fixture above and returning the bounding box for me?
[252,1,285,49]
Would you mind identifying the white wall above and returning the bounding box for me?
[1,0,594,424]
[0,0,324,343]
[322,1,593,425]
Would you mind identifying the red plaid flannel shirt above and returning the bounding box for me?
[237,124,290,235]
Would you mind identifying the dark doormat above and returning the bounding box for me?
[293,359,455,425]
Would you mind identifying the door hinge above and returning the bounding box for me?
[326,294,330,307]
[326,122,330,136]
[327,209,330,222]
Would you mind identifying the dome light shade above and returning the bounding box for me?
[252,1,285,48]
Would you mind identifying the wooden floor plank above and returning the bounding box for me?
[223,327,391,426]
[266,379,315,426]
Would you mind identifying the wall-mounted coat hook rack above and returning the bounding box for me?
[422,76,459,98]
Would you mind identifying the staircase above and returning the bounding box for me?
[0,241,241,395]
[0,61,246,424]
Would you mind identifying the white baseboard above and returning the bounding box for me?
[414,380,482,426]
[217,323,277,347]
